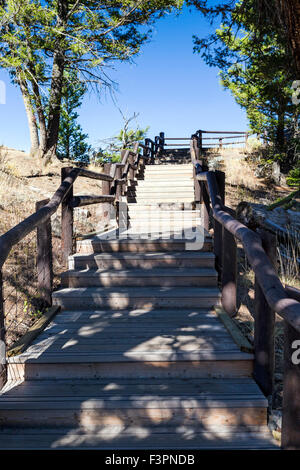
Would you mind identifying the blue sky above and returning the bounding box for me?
[0,5,248,153]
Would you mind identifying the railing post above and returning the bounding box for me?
[199,160,210,232]
[36,199,53,307]
[193,167,201,204]
[282,286,300,449]
[154,136,160,160]
[115,164,122,202]
[245,132,249,147]
[144,138,150,163]
[0,269,6,389]
[159,132,165,154]
[253,229,276,399]
[150,140,155,164]
[101,162,112,229]
[282,321,300,449]
[221,225,237,316]
[214,171,225,278]
[197,130,202,153]
[61,167,74,264]
[128,152,135,182]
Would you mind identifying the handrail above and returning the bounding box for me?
[0,167,112,270]
[201,130,248,134]
[190,135,300,332]
[0,142,146,271]
[203,170,300,332]
[190,133,300,449]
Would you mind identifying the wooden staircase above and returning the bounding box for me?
[0,159,277,449]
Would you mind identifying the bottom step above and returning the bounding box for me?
[0,426,278,449]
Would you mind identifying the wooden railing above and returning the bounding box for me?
[161,130,249,152]
[0,140,157,388]
[190,133,300,450]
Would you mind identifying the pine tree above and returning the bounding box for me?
[56,72,91,163]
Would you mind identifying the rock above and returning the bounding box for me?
[51,215,61,237]
[269,409,282,432]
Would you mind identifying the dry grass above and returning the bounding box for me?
[220,148,259,191]
[0,147,106,364]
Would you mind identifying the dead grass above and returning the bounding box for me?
[0,147,106,354]
[220,148,259,191]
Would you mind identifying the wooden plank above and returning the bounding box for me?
[61,167,74,262]
[221,226,237,317]
[7,358,253,380]
[285,285,300,302]
[0,426,277,450]
[0,377,262,397]
[282,320,300,449]
[214,171,225,277]
[24,337,239,355]
[9,349,253,363]
[51,308,218,321]
[70,195,115,207]
[7,306,60,357]
[36,199,53,306]
[78,167,113,182]
[0,269,6,388]
[215,307,253,354]
[254,229,276,398]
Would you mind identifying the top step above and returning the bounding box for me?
[145,166,192,172]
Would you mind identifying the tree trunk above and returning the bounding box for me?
[30,77,47,155]
[278,0,300,76]
[43,0,68,163]
[19,78,40,157]
[276,109,285,152]
[43,50,65,163]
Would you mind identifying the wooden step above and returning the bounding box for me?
[69,251,215,270]
[76,236,212,254]
[0,378,268,429]
[127,209,201,221]
[127,210,199,218]
[126,222,201,230]
[127,197,194,203]
[60,268,218,288]
[127,202,195,210]
[133,181,194,187]
[52,286,221,310]
[130,189,194,196]
[8,308,253,380]
[0,425,277,449]
[145,168,192,173]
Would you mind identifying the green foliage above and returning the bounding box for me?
[192,0,298,160]
[287,166,300,187]
[0,0,182,158]
[23,298,43,319]
[56,71,91,162]
[115,126,150,150]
